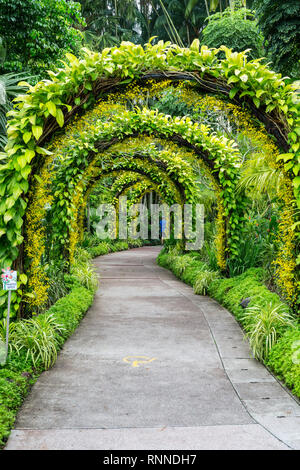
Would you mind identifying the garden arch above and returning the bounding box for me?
[0,41,299,315]
[46,108,242,267]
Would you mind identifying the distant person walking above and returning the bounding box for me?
[160,217,167,244]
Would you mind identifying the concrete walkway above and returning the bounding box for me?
[6,247,300,450]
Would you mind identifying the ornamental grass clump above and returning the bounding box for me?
[7,314,64,369]
[193,270,219,295]
[240,302,296,361]
[172,255,193,277]
[71,263,98,292]
[71,248,98,292]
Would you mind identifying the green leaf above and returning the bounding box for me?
[36,146,53,155]
[256,89,265,98]
[253,97,260,108]
[29,115,36,125]
[276,153,294,162]
[229,87,239,99]
[17,154,27,169]
[56,108,64,127]
[293,176,300,189]
[25,149,35,162]
[23,132,32,144]
[4,212,13,224]
[46,101,57,117]
[228,75,239,84]
[20,273,28,284]
[32,125,43,140]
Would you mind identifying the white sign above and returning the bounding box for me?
[1,268,17,291]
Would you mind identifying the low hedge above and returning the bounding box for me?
[84,238,156,258]
[0,284,94,448]
[0,238,151,448]
[266,327,300,398]
[157,248,300,398]
[207,267,283,322]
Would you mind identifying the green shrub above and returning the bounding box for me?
[47,287,94,339]
[207,267,279,320]
[88,242,111,257]
[9,314,64,369]
[83,236,153,257]
[113,241,129,251]
[201,8,264,60]
[266,326,300,398]
[71,248,98,292]
[0,406,15,447]
[193,270,219,295]
[240,302,296,361]
[181,266,204,286]
[45,262,69,309]
[128,238,143,248]
[157,249,220,291]
[0,280,95,448]
[73,247,91,263]
[172,255,193,277]
[71,263,98,292]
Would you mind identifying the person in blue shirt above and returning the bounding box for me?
[160,217,167,244]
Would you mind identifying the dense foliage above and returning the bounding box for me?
[0,251,96,448]
[266,326,300,397]
[202,8,264,60]
[0,73,31,151]
[0,42,298,321]
[0,3,299,443]
[0,0,85,76]
[254,0,300,78]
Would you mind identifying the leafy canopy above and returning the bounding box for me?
[254,0,300,78]
[202,7,264,60]
[0,0,85,76]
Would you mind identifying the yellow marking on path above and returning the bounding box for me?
[123,356,157,368]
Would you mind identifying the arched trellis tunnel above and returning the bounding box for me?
[0,41,299,317]
[22,107,243,315]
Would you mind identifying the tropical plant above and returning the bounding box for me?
[238,153,284,197]
[173,255,193,276]
[240,302,296,360]
[254,0,300,78]
[9,314,64,368]
[71,252,98,292]
[201,240,219,272]
[79,0,138,49]
[201,7,264,60]
[0,73,31,151]
[151,0,207,46]
[266,326,300,397]
[0,319,16,356]
[193,269,219,294]
[0,0,85,76]
[44,263,69,309]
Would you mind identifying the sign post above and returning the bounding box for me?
[1,268,17,364]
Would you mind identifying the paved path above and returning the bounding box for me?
[6,247,300,450]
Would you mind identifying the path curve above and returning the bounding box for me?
[6,247,300,450]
